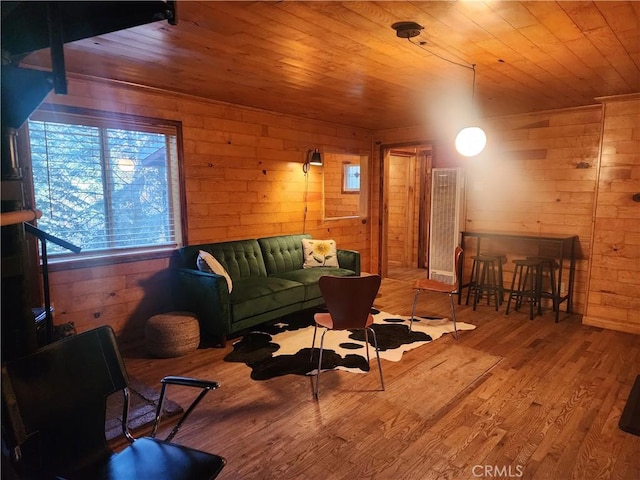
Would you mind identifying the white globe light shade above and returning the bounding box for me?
[455,126,487,157]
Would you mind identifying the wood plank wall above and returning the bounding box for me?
[374,98,639,334]
[323,152,361,219]
[583,95,640,334]
[463,106,603,316]
[39,77,372,340]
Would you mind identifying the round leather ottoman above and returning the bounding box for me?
[145,311,200,358]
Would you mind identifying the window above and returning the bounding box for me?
[26,106,184,258]
[342,163,360,193]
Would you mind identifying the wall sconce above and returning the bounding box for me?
[303,148,323,173]
[302,148,322,233]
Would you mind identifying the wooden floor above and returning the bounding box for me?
[121,271,640,480]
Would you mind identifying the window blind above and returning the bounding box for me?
[28,116,181,256]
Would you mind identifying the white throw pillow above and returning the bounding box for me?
[196,250,233,293]
[302,238,339,268]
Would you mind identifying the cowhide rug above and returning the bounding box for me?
[223,308,476,380]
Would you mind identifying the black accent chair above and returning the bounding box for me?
[1,325,225,480]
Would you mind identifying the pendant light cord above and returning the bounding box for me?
[407,37,477,100]
[407,37,475,71]
[402,29,486,156]
[471,63,477,101]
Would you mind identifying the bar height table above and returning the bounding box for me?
[459,231,578,322]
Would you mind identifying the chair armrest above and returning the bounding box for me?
[337,249,360,275]
[151,375,221,442]
[161,376,220,391]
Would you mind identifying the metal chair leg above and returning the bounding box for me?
[364,328,370,364]
[314,330,327,400]
[367,327,385,391]
[410,289,420,332]
[449,293,459,340]
[309,324,318,363]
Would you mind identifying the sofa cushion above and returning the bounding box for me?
[258,234,309,275]
[272,267,356,301]
[229,277,306,322]
[206,240,268,280]
[176,239,267,280]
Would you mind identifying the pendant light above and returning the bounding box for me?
[392,22,487,157]
[455,126,486,157]
[455,64,486,157]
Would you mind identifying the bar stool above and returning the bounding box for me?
[527,256,560,321]
[465,254,502,311]
[506,258,545,320]
[484,252,506,304]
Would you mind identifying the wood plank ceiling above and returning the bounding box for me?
[17,1,640,130]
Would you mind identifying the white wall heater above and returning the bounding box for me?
[428,168,465,283]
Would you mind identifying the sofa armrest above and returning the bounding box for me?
[337,249,360,275]
[174,268,231,340]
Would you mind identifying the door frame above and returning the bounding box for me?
[417,148,433,269]
[378,141,434,278]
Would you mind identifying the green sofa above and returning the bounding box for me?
[172,234,360,345]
